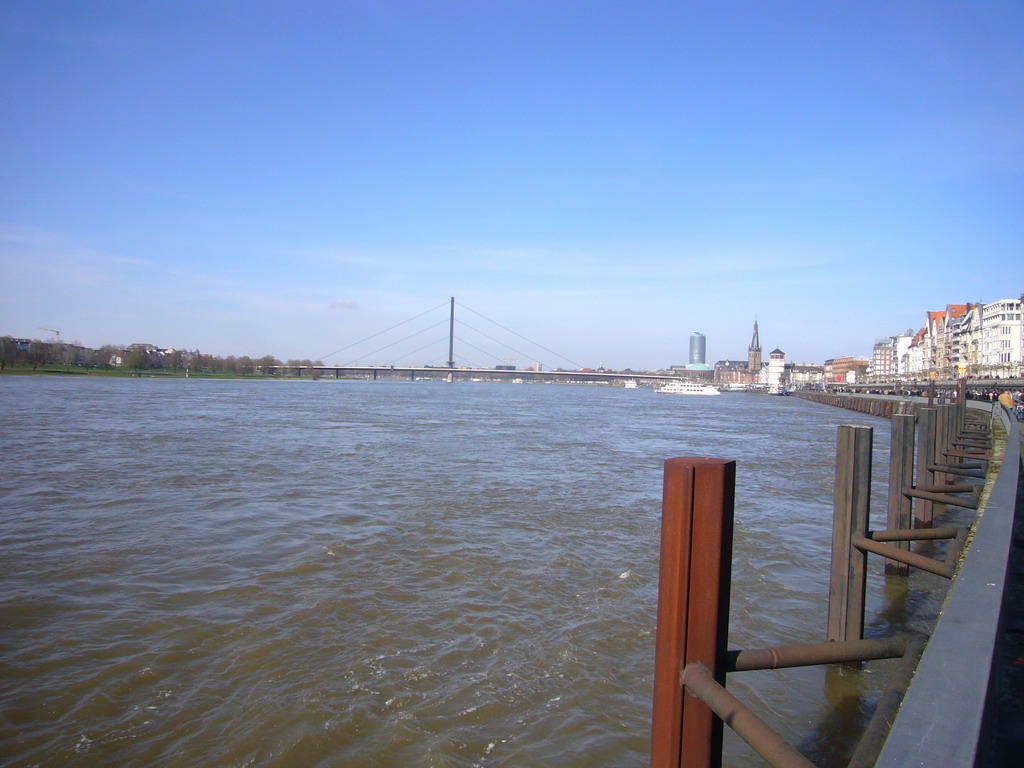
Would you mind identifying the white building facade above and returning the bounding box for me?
[766,348,786,391]
[979,298,1023,377]
[893,296,1022,381]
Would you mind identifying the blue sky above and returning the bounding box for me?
[2,1,1022,369]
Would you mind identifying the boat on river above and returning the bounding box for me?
[655,380,721,396]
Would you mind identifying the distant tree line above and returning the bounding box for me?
[0,336,323,376]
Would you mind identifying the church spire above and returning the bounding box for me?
[748,320,762,373]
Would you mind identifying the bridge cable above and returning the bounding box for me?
[453,335,510,367]
[338,318,450,367]
[455,300,584,370]
[457,321,551,368]
[382,337,449,367]
[320,300,449,361]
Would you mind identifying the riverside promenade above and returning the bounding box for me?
[793,391,1024,766]
[649,390,1022,767]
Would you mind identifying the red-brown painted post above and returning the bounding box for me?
[650,457,736,768]
[885,414,915,576]
[828,425,873,662]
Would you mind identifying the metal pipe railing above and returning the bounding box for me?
[867,526,959,541]
[680,663,818,768]
[851,533,955,578]
[726,636,909,672]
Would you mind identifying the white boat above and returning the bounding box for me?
[623,379,638,389]
[655,380,721,396]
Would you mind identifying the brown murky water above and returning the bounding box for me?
[0,378,959,766]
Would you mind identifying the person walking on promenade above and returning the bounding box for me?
[997,390,1014,410]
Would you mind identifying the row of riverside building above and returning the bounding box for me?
[709,322,862,391]
[869,295,1024,382]
[700,294,1022,390]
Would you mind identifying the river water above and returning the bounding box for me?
[0,377,958,767]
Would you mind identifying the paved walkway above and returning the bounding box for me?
[991,447,1024,765]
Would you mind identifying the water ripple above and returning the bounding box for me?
[0,378,939,767]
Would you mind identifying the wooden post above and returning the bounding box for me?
[650,457,736,768]
[885,415,915,576]
[828,426,872,659]
[915,409,936,528]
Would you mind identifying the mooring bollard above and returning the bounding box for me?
[885,414,915,576]
[828,425,873,659]
[650,457,735,768]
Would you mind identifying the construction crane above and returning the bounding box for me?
[39,327,62,345]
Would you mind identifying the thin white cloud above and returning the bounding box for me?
[0,225,155,286]
[0,223,57,245]
[287,241,834,286]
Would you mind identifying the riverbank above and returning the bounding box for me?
[0,364,303,379]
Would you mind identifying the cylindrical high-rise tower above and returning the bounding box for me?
[689,332,706,367]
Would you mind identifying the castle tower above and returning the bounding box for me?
[747,320,762,374]
[767,348,786,390]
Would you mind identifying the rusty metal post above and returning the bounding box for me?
[951,401,963,448]
[936,404,949,456]
[935,404,953,488]
[885,414,915,576]
[650,457,736,768]
[828,425,872,658]
[915,409,936,527]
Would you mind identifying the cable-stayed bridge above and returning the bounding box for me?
[274,297,679,384]
[269,363,680,385]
